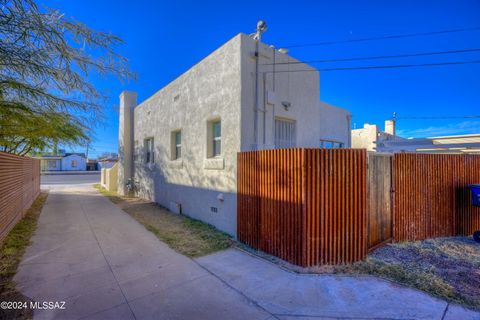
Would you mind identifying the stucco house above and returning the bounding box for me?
[351,120,405,151]
[118,32,351,236]
[37,152,87,171]
[352,120,480,153]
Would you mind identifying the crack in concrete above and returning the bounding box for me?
[192,259,280,320]
[441,303,449,320]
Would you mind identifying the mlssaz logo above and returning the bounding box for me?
[30,301,66,310]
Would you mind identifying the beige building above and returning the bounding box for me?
[352,120,480,153]
[351,120,404,151]
[118,32,351,236]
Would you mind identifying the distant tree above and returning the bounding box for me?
[0,0,134,155]
[97,151,118,160]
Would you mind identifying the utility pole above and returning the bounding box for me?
[252,20,267,150]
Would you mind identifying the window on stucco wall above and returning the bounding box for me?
[207,119,221,158]
[275,118,296,149]
[171,130,182,160]
[144,138,154,163]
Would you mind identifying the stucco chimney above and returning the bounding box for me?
[118,90,137,196]
[385,120,396,136]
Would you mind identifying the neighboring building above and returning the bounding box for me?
[379,133,480,153]
[118,32,352,236]
[37,152,87,171]
[86,159,98,171]
[98,158,118,170]
[352,120,480,153]
[39,155,63,171]
[352,120,405,151]
[62,153,87,171]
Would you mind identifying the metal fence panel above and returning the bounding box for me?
[0,152,40,241]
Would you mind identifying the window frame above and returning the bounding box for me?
[320,139,345,149]
[212,121,221,157]
[171,130,182,160]
[274,117,296,149]
[71,160,77,168]
[207,119,222,158]
[144,137,155,164]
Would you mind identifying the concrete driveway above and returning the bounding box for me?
[15,182,480,319]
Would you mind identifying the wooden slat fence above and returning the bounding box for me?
[394,153,480,241]
[238,150,480,267]
[237,148,367,267]
[0,152,40,241]
[366,153,393,250]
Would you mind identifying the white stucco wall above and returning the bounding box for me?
[351,124,379,151]
[318,101,352,147]
[132,34,242,236]
[118,91,137,195]
[122,33,352,237]
[39,158,62,171]
[239,34,351,150]
[352,122,404,151]
[61,154,86,171]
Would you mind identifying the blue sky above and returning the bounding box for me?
[43,0,480,158]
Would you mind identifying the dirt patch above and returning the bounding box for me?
[315,237,480,310]
[0,191,49,320]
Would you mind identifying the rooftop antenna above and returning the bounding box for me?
[251,20,267,41]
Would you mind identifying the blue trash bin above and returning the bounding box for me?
[469,184,480,207]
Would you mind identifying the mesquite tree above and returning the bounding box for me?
[0,0,134,155]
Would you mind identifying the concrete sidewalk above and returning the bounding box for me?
[15,185,270,320]
[15,184,480,320]
[197,249,480,320]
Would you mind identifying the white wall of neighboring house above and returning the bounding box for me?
[118,33,352,237]
[352,120,405,151]
[351,124,380,151]
[40,158,62,171]
[98,160,117,170]
[61,154,86,171]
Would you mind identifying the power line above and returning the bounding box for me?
[260,60,480,73]
[396,115,480,120]
[283,26,480,48]
[260,48,480,66]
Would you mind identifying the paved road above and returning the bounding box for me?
[15,183,480,319]
[41,173,100,186]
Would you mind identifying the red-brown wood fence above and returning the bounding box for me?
[238,149,480,267]
[393,153,480,241]
[367,153,393,251]
[0,152,41,241]
[237,148,367,267]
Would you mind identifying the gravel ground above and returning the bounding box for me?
[320,237,480,310]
